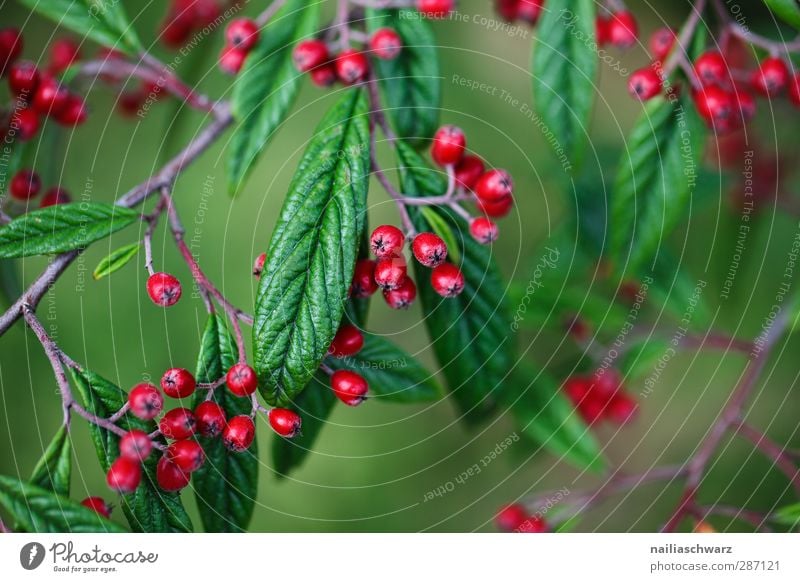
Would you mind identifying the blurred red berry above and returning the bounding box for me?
[48,38,81,74]
[694,51,729,87]
[39,187,71,208]
[431,125,466,167]
[226,18,260,51]
[156,456,191,491]
[751,57,789,96]
[649,27,675,62]
[454,155,485,191]
[166,439,206,472]
[370,28,403,60]
[106,457,141,494]
[416,0,454,19]
[351,259,378,298]
[81,497,112,518]
[469,217,498,244]
[159,407,197,440]
[475,169,513,202]
[383,276,417,309]
[374,255,408,291]
[607,11,638,48]
[334,49,369,85]
[293,40,329,73]
[219,46,247,75]
[9,169,41,200]
[128,383,163,420]
[120,430,153,462]
[8,60,40,96]
[628,66,662,101]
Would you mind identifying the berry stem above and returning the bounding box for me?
[661,0,707,80]
[733,420,800,495]
[696,504,773,531]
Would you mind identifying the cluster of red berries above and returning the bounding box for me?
[494,0,543,25]
[160,0,223,48]
[219,18,260,75]
[495,503,547,533]
[7,169,71,208]
[563,369,638,426]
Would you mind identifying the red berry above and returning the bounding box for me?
[516,0,544,25]
[253,252,267,278]
[118,91,145,117]
[223,415,255,452]
[733,88,756,122]
[106,457,142,494]
[195,401,226,437]
[412,232,448,267]
[606,393,638,425]
[309,63,337,87]
[454,155,485,191]
[577,398,606,424]
[146,272,182,307]
[128,383,163,420]
[293,40,329,73]
[373,255,408,291]
[39,187,71,208]
[226,363,258,397]
[161,15,192,49]
[334,49,369,85]
[628,66,662,101]
[475,169,513,202]
[383,277,417,309]
[751,57,789,96]
[16,108,39,141]
[590,369,622,400]
[595,17,610,46]
[81,497,112,518]
[517,515,548,533]
[565,315,590,342]
[431,125,466,166]
[48,38,81,74]
[469,217,498,244]
[119,429,153,462]
[370,28,403,60]
[8,60,40,96]
[9,169,40,200]
[607,11,638,48]
[156,456,190,491]
[693,85,736,131]
[495,0,518,21]
[32,77,69,116]
[649,27,675,62]
[694,51,729,86]
[329,324,364,357]
[160,368,196,399]
[226,18,260,51]
[430,263,465,297]
[563,376,590,403]
[54,94,88,126]
[330,370,368,406]
[159,407,197,440]
[370,224,405,258]
[351,259,378,298]
[477,194,514,218]
[268,408,302,438]
[416,0,454,19]
[495,504,527,532]
[219,46,247,75]
[789,73,800,107]
[0,28,22,75]
[166,439,206,472]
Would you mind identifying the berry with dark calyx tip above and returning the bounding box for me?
[693,85,736,132]
[268,408,302,438]
[751,56,789,97]
[607,11,638,48]
[475,169,513,202]
[416,0,454,19]
[252,252,267,278]
[517,515,548,533]
[166,439,206,472]
[161,367,196,398]
[16,108,39,141]
[195,401,226,437]
[606,393,638,425]
[219,46,247,75]
[495,503,528,532]
[477,193,514,217]
[516,0,544,25]
[330,370,368,406]
[411,232,448,267]
[309,63,337,87]
[431,124,466,167]
[328,324,364,357]
[223,415,256,452]
[454,155,485,191]
[119,429,153,462]
[595,16,610,46]
[334,49,369,85]
[54,94,88,126]
[48,38,81,74]
[226,18,260,51]
[431,262,465,298]
[649,27,675,62]
[106,457,142,494]
[226,363,258,397]
[156,456,190,491]
[8,61,40,96]
[81,497,112,518]
[146,272,182,307]
[351,259,378,298]
[32,77,69,116]
[293,39,329,73]
[373,255,408,291]
[789,73,800,107]
[370,224,405,258]
[370,28,403,60]
[128,383,163,420]
[694,51,728,86]
[9,169,41,200]
[469,217,499,244]
[39,187,71,208]
[628,66,663,101]
[383,276,417,309]
[0,28,22,75]
[159,407,197,440]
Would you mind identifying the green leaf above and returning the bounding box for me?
[228,0,320,194]
[254,90,371,407]
[0,475,126,532]
[618,336,670,381]
[763,0,800,30]
[773,502,800,529]
[325,334,441,403]
[70,368,193,533]
[192,314,258,532]
[610,94,706,271]
[532,0,597,167]
[0,203,139,258]
[29,426,72,496]
[640,249,711,327]
[92,241,141,280]
[16,0,142,55]
[366,8,441,145]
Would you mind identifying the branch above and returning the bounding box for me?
[734,421,800,496]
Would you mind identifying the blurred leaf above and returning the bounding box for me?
[0,261,21,308]
[0,203,139,258]
[16,0,143,55]
[618,336,669,380]
[228,0,320,195]
[70,368,193,532]
[642,249,711,327]
[192,314,257,533]
[366,8,441,145]
[532,0,597,167]
[254,90,370,407]
[773,502,800,529]
[763,0,800,30]
[29,425,71,497]
[92,241,141,280]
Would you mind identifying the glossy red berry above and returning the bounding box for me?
[166,439,206,472]
[628,66,662,101]
[8,60,40,96]
[32,77,69,116]
[293,40,329,73]
[477,194,514,218]
[16,108,39,141]
[268,408,302,438]
[607,11,638,48]
[146,272,182,307]
[223,415,256,452]
[751,57,789,96]
[495,504,527,532]
[595,16,610,46]
[649,27,675,61]
[431,125,466,166]
[417,0,454,19]
[475,169,513,202]
[331,370,368,406]
[516,0,544,25]
[9,169,40,200]
[454,155,485,191]
[733,89,756,122]
[39,187,71,208]
[351,259,378,298]
[253,252,267,278]
[106,457,142,494]
[159,407,197,440]
[789,73,800,107]
[128,383,163,420]
[694,51,728,86]
[383,276,417,309]
[335,49,369,85]
[431,263,465,298]
[219,46,247,75]
[226,18,260,51]
[329,324,364,357]
[412,232,448,267]
[309,63,337,87]
[469,217,498,244]
[48,38,80,74]
[160,368,196,399]
[226,363,258,397]
[119,429,153,462]
[81,496,112,518]
[156,456,190,492]
[370,225,405,258]
[370,28,403,60]
[195,401,226,437]
[0,28,22,75]
[693,85,735,131]
[373,255,408,291]
[54,94,88,126]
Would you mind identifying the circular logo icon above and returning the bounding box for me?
[20,542,46,570]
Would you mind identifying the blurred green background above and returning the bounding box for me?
[1,1,798,532]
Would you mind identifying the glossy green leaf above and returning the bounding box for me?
[29,426,71,497]
[92,241,141,280]
[773,502,800,529]
[0,475,126,533]
[192,314,258,533]
[254,90,371,407]
[366,8,441,145]
[532,0,597,166]
[228,0,320,194]
[763,0,800,30]
[0,203,139,258]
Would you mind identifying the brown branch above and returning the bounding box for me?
[734,421,800,496]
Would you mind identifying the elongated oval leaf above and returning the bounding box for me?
[532,0,597,167]
[763,0,800,30]
[228,0,320,194]
[93,241,141,280]
[0,203,139,258]
[254,90,371,406]
[192,314,258,532]
[29,426,72,496]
